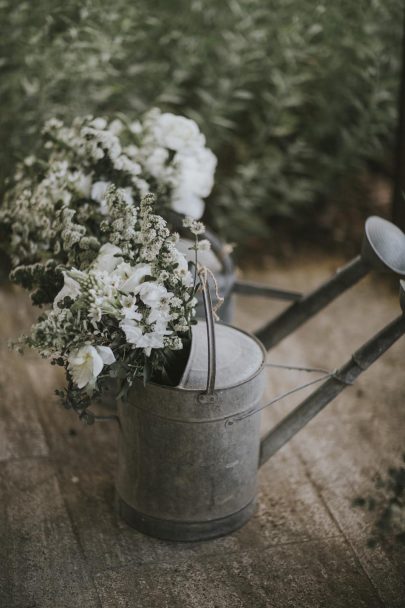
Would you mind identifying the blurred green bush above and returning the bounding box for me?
[0,0,403,248]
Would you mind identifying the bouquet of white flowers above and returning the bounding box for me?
[0,109,216,303]
[16,191,208,420]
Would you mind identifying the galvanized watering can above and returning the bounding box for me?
[116,289,266,541]
[113,217,405,541]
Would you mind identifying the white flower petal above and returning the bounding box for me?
[95,345,116,366]
[171,191,205,219]
[91,180,111,203]
[91,349,104,378]
[68,344,114,390]
[120,319,144,345]
[120,264,152,293]
[53,273,81,310]
[93,243,123,273]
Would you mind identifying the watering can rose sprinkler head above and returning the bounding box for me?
[362,217,405,275]
[256,216,405,350]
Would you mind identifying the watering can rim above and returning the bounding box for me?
[125,320,266,396]
[364,216,405,276]
[180,320,266,392]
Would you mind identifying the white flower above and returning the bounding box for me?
[129,120,142,135]
[197,239,211,251]
[143,147,169,179]
[147,307,172,325]
[92,181,134,214]
[89,117,107,130]
[113,155,142,176]
[91,181,111,203]
[91,181,112,214]
[182,217,205,235]
[175,148,217,197]
[68,344,115,389]
[92,243,123,273]
[121,317,171,356]
[171,247,192,284]
[143,321,172,355]
[113,262,133,281]
[169,147,217,218]
[53,273,81,310]
[124,144,139,158]
[122,188,134,207]
[120,263,152,293]
[136,281,170,308]
[109,119,124,135]
[139,331,167,356]
[119,319,144,346]
[24,155,36,167]
[152,112,205,151]
[133,178,150,198]
[72,172,92,198]
[171,190,205,219]
[121,303,142,322]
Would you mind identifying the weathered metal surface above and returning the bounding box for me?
[364,216,405,274]
[233,279,302,302]
[116,321,266,541]
[179,322,265,391]
[255,216,405,349]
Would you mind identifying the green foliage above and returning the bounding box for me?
[0,0,403,248]
[10,261,64,305]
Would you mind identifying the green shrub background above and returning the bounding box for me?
[0,0,403,247]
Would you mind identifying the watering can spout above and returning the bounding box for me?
[255,216,405,350]
[258,280,405,468]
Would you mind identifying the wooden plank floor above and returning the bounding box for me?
[1,252,405,607]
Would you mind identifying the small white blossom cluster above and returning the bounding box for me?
[0,110,216,277]
[20,192,200,416]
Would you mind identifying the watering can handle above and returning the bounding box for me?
[200,270,217,395]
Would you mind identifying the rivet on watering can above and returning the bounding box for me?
[197,393,219,405]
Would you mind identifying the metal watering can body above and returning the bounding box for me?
[116,321,267,542]
[113,217,405,542]
[115,294,405,542]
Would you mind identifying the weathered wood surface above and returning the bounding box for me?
[1,252,405,607]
